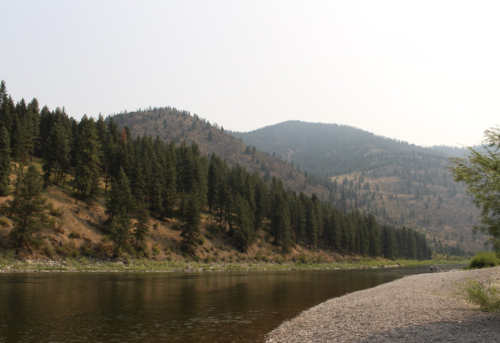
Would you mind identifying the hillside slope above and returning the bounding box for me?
[232,121,484,252]
[113,109,330,200]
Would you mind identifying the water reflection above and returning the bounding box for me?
[0,264,464,343]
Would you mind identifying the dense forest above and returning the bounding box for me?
[0,81,434,260]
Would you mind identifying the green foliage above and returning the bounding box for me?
[106,168,134,257]
[73,115,101,201]
[68,230,81,239]
[180,190,201,254]
[469,252,500,269]
[296,253,308,264]
[152,245,160,256]
[132,205,150,252]
[9,165,49,253]
[56,241,80,258]
[455,278,500,312]
[0,217,10,227]
[449,127,500,252]
[46,202,63,217]
[0,126,11,196]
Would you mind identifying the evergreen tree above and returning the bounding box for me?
[233,194,253,251]
[9,165,49,254]
[180,185,201,254]
[0,127,11,196]
[74,115,101,202]
[106,168,135,256]
[132,205,150,252]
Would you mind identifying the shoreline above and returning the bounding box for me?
[266,266,500,343]
[0,258,465,274]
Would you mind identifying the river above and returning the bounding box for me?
[0,264,464,343]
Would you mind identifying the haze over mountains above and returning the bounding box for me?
[230,121,483,253]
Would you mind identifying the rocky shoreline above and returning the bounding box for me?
[0,258,408,273]
[266,266,500,343]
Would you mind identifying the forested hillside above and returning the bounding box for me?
[113,110,330,200]
[232,121,484,253]
[0,81,435,262]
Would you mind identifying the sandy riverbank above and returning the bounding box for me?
[266,266,500,343]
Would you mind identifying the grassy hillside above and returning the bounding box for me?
[0,160,360,264]
[232,120,484,252]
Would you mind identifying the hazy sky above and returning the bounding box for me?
[2,1,499,147]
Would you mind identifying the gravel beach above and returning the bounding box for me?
[266,266,500,343]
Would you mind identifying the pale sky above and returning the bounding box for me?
[2,1,499,147]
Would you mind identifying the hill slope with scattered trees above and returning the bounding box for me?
[0,81,435,262]
[232,121,483,254]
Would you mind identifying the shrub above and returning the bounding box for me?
[54,220,65,234]
[297,253,308,264]
[208,223,222,236]
[469,252,500,269]
[69,230,81,239]
[43,245,55,258]
[0,217,10,227]
[455,278,500,312]
[172,223,181,231]
[313,254,325,264]
[198,236,206,245]
[274,255,284,264]
[205,255,213,263]
[56,241,80,258]
[152,245,160,256]
[47,202,63,217]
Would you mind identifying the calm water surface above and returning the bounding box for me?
[0,264,464,343]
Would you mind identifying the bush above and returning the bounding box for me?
[54,220,65,234]
[172,223,181,231]
[0,217,10,227]
[69,230,81,239]
[456,278,500,312]
[47,202,63,217]
[297,253,308,264]
[43,245,55,258]
[56,241,80,258]
[198,236,206,245]
[273,255,284,264]
[152,245,160,256]
[208,223,222,236]
[469,252,500,269]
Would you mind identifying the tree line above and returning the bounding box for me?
[0,80,431,259]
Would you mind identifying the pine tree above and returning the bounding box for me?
[132,205,150,252]
[106,168,135,256]
[106,167,135,220]
[9,165,49,254]
[233,194,253,251]
[0,127,11,196]
[180,185,201,254]
[42,117,71,187]
[74,115,101,202]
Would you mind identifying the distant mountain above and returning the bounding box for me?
[231,120,484,253]
[231,121,450,177]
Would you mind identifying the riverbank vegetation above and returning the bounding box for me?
[456,277,500,312]
[0,254,467,273]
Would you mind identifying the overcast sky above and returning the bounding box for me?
[2,1,499,147]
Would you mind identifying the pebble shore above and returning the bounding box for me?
[266,266,500,343]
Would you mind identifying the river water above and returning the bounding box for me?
[0,264,464,343]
